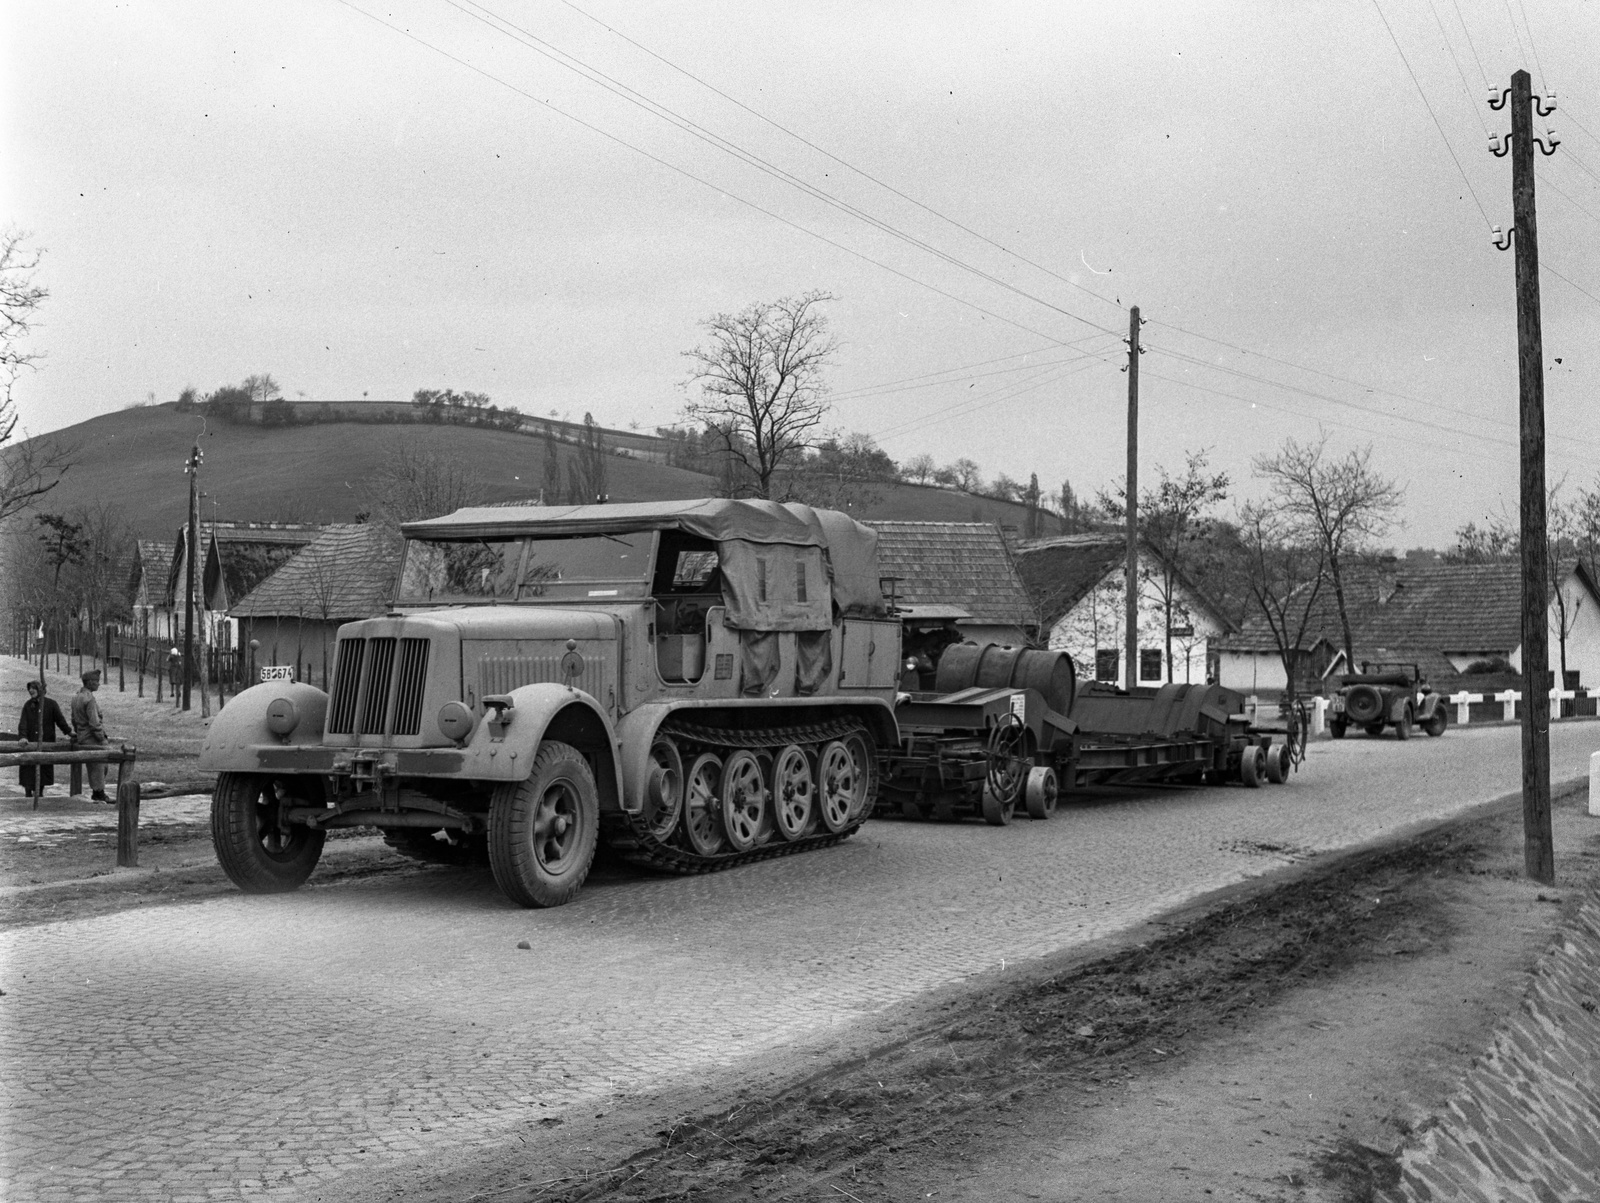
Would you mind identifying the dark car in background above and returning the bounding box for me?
[1329,661,1448,740]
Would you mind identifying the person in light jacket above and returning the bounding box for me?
[70,669,112,803]
[18,679,71,794]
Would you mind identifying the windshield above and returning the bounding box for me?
[397,532,656,604]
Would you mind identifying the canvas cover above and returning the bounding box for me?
[405,498,890,628]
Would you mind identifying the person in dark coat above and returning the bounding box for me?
[19,679,71,793]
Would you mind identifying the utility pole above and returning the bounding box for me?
[182,441,202,712]
[1124,306,1141,692]
[1490,70,1559,883]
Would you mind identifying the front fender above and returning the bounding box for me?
[200,682,330,772]
[456,683,621,788]
[1388,694,1413,723]
[1415,693,1444,721]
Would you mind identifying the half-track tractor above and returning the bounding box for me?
[201,500,900,907]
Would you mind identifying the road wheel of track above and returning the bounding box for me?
[1424,708,1448,737]
[487,741,598,909]
[841,729,877,821]
[1329,720,1347,740]
[1395,710,1413,740]
[1024,766,1059,820]
[817,740,858,833]
[720,750,768,852]
[643,735,685,841]
[681,753,725,856]
[382,829,487,866]
[981,784,1014,825]
[1239,745,1265,788]
[1265,744,1289,784]
[771,744,817,840]
[211,772,326,893]
[1365,722,1387,737]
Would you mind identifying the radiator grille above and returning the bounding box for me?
[360,637,397,734]
[327,638,366,734]
[392,638,430,736]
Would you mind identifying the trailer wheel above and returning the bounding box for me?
[1024,766,1059,819]
[1239,745,1265,788]
[488,741,599,909]
[981,784,1015,826]
[212,772,326,893]
[1265,744,1289,784]
[1424,708,1448,737]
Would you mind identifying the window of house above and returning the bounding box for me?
[1095,648,1119,682]
[1140,648,1163,681]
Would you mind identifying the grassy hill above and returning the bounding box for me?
[21,406,1061,538]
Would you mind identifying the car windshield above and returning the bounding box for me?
[396,532,656,603]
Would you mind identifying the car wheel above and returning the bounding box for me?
[211,772,326,894]
[1424,709,1447,737]
[1396,710,1413,740]
[488,741,599,908]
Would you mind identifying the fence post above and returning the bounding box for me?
[116,778,140,868]
[1496,689,1519,722]
[70,761,82,797]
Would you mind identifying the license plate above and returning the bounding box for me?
[260,666,295,682]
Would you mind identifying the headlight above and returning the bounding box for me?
[438,701,475,743]
[266,697,299,736]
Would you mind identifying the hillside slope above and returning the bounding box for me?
[21,406,1061,537]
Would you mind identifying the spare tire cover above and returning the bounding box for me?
[1344,685,1385,723]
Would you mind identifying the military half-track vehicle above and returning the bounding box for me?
[1328,661,1447,740]
[200,500,900,908]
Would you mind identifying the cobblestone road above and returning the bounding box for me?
[1,724,1596,1201]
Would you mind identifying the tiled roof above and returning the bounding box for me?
[1012,535,1127,629]
[230,525,399,620]
[1216,560,1597,656]
[865,521,1036,628]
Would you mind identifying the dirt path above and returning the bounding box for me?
[351,783,1599,1203]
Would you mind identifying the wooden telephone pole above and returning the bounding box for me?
[1124,306,1141,692]
[182,442,201,712]
[1493,69,1556,883]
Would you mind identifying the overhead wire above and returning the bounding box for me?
[830,334,1121,403]
[550,0,1129,319]
[443,0,1124,340]
[1450,0,1492,89]
[330,0,1117,357]
[1369,0,1495,229]
[1427,0,1492,140]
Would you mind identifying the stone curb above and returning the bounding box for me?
[1383,888,1600,1202]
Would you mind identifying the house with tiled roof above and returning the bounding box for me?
[229,524,399,686]
[1014,534,1231,689]
[1214,559,1600,695]
[127,539,176,641]
[157,521,325,659]
[864,521,1038,647]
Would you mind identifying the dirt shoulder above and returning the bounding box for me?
[354,781,1599,1203]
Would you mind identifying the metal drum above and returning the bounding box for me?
[933,643,1077,716]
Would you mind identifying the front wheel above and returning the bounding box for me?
[1423,709,1447,737]
[488,741,599,908]
[211,772,326,893]
[1395,711,1413,740]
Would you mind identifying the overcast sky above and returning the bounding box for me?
[5,0,1598,546]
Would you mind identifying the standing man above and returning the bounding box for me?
[71,668,111,803]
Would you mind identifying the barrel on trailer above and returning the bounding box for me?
[933,643,1076,717]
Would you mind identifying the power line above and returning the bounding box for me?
[1370,0,1494,228]
[1450,0,1492,89]
[1427,0,1491,138]
[1511,0,1548,89]
[1545,262,1600,308]
[870,354,1113,444]
[333,0,1116,356]
[831,334,1119,403]
[445,0,1124,341]
[1501,0,1532,77]
[1539,170,1600,227]
[551,0,1129,319]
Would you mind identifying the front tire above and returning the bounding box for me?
[488,741,599,908]
[1423,709,1447,737]
[211,772,326,894]
[1395,711,1413,740]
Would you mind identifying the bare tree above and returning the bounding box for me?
[365,439,485,527]
[903,453,936,485]
[0,228,72,522]
[1253,433,1403,669]
[948,458,983,493]
[1100,450,1231,681]
[1236,501,1329,705]
[683,292,838,499]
